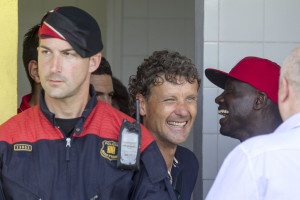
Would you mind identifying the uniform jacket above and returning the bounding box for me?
[17,93,32,113]
[0,87,176,200]
[171,146,199,200]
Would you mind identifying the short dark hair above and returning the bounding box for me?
[92,57,112,76]
[22,24,40,92]
[112,77,130,115]
[128,50,200,118]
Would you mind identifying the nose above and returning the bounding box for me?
[215,91,225,104]
[50,54,62,73]
[174,101,189,116]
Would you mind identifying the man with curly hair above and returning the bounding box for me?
[128,50,200,200]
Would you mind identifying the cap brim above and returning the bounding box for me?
[205,68,232,89]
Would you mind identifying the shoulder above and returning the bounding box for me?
[237,128,300,160]
[90,101,154,152]
[0,106,42,144]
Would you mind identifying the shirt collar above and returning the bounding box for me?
[39,84,98,136]
[274,112,300,133]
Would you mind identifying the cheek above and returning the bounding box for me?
[190,103,198,117]
[231,98,253,117]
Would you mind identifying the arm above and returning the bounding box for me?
[130,142,177,200]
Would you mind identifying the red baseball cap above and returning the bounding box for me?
[205,56,281,104]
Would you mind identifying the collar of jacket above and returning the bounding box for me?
[141,142,169,183]
[39,84,98,136]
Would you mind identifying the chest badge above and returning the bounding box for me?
[100,140,118,161]
[14,144,32,152]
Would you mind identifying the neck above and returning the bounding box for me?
[28,84,42,107]
[239,117,282,142]
[155,139,177,172]
[44,90,90,119]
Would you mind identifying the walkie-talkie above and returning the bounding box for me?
[117,99,141,171]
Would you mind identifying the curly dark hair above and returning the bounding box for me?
[128,50,200,118]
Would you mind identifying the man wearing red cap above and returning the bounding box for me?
[0,6,177,200]
[205,56,282,142]
[206,49,300,199]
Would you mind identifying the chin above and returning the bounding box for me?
[219,128,231,137]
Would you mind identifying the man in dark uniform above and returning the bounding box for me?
[0,6,177,200]
[205,56,282,142]
[18,24,41,113]
[129,50,200,200]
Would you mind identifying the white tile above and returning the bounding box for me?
[217,134,239,169]
[148,0,193,19]
[122,19,148,55]
[123,0,148,18]
[219,42,263,73]
[203,180,215,199]
[203,134,218,179]
[148,19,187,54]
[203,42,218,88]
[203,88,219,134]
[264,43,300,66]
[265,0,300,42]
[204,0,218,41]
[219,0,263,41]
[121,55,146,86]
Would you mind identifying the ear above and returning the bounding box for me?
[136,93,147,116]
[89,53,102,73]
[253,91,267,110]
[28,60,40,83]
[279,76,289,103]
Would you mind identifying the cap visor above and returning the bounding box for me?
[205,68,232,89]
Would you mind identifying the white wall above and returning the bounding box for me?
[106,0,196,150]
[202,0,300,198]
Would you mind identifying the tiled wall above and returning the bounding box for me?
[108,0,196,149]
[203,0,300,198]
[117,0,195,84]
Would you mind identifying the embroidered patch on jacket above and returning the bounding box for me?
[14,144,32,152]
[100,140,118,161]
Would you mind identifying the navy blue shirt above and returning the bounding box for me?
[171,145,199,200]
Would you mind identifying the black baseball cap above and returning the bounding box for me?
[39,6,103,58]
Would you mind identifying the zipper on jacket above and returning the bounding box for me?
[90,195,99,200]
[66,137,71,161]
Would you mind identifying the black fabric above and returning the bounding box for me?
[42,6,103,58]
[39,84,98,136]
[205,69,231,89]
[174,171,183,200]
[55,117,80,137]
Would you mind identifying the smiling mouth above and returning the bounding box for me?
[167,121,187,127]
[218,109,229,117]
